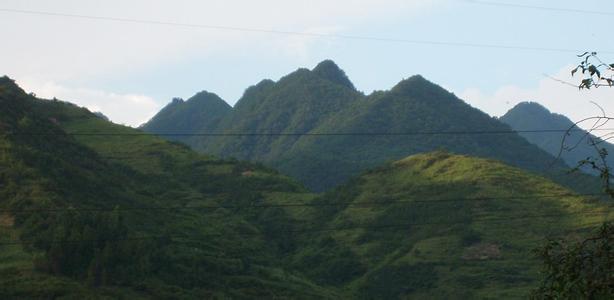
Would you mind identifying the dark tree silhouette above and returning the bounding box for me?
[532,53,614,299]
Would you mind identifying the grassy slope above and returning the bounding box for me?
[290,152,612,299]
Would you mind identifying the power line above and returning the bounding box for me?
[464,0,614,16]
[0,192,604,214]
[0,7,611,54]
[0,210,608,246]
[7,128,614,137]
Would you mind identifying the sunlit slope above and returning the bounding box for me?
[289,152,612,298]
[0,76,334,299]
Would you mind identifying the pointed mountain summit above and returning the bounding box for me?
[199,62,363,160]
[501,101,614,173]
[391,74,431,92]
[140,90,231,143]
[311,59,355,90]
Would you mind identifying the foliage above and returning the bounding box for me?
[572,52,614,89]
[532,222,614,299]
[530,52,614,299]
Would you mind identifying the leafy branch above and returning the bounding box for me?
[572,52,614,89]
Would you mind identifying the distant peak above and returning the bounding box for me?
[186,90,228,106]
[391,74,436,93]
[508,101,551,114]
[0,75,24,92]
[256,79,275,87]
[312,60,355,90]
[189,90,216,100]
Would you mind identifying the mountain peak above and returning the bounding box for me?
[312,60,355,90]
[392,74,430,90]
[0,75,24,93]
[507,101,551,116]
[186,90,226,105]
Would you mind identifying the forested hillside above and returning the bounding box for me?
[143,61,600,193]
[2,76,612,298]
[0,76,332,298]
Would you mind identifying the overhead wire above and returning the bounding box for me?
[0,7,612,54]
[0,210,609,246]
[0,192,605,214]
[463,0,614,16]
[5,127,614,137]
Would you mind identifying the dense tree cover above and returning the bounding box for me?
[0,76,332,298]
[143,60,601,194]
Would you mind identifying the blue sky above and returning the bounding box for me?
[1,0,613,126]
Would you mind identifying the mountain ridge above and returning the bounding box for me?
[500,101,614,174]
[1,79,612,298]
[142,61,602,194]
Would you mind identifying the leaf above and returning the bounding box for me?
[580,79,593,89]
[571,67,578,76]
[588,65,598,76]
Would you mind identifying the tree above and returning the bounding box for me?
[532,53,614,299]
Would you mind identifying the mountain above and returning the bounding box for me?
[500,101,614,173]
[198,62,362,162]
[287,151,612,298]
[140,91,231,144]
[144,61,601,193]
[0,76,332,298]
[1,76,612,298]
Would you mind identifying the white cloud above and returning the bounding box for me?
[458,65,614,129]
[0,0,441,81]
[0,0,441,126]
[20,80,161,127]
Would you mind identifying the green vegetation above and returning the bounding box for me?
[1,76,612,298]
[140,91,231,145]
[0,76,334,298]
[286,151,612,298]
[532,222,614,299]
[143,60,601,194]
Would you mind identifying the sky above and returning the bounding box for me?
[1,0,613,127]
